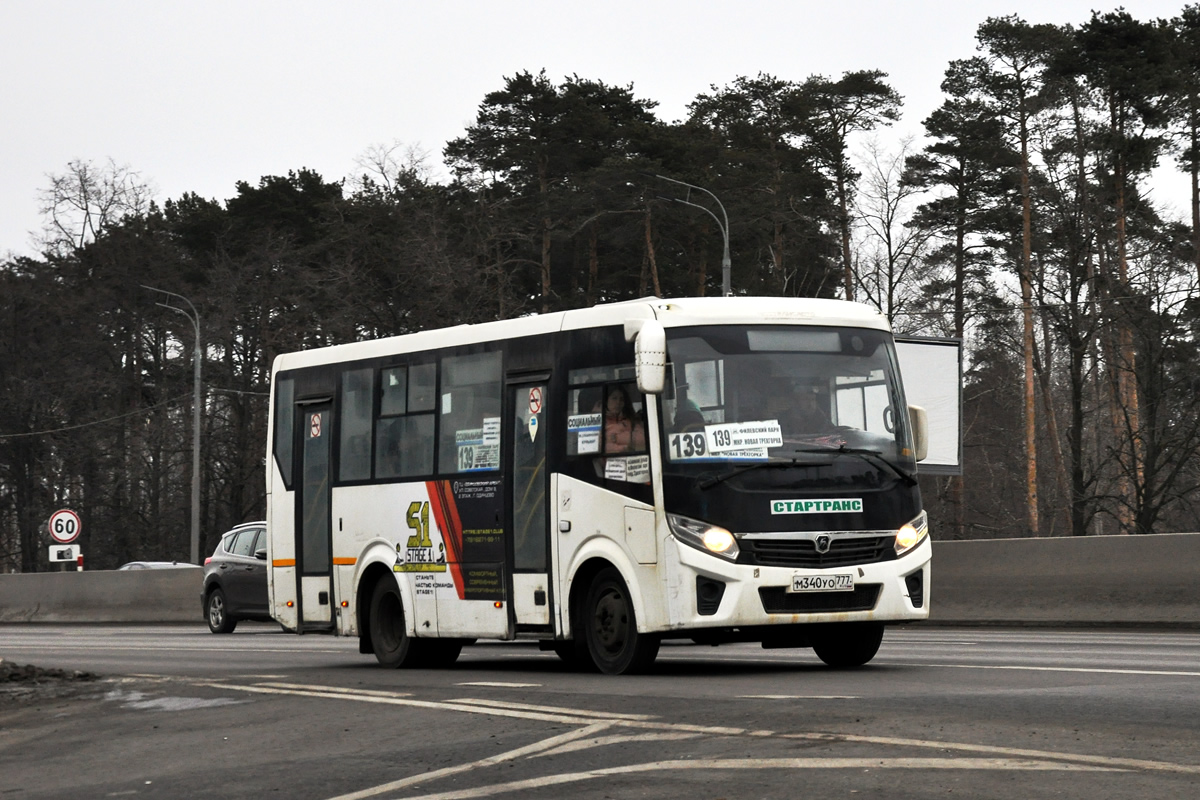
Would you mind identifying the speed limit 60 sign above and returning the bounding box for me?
[48,509,81,544]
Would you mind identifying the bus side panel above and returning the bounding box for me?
[555,474,665,636]
[334,481,508,640]
[335,483,436,635]
[267,469,298,630]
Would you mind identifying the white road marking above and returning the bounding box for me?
[448,698,654,721]
[324,722,616,800]
[654,650,1200,679]
[232,673,289,679]
[738,694,857,700]
[194,682,608,725]
[891,662,1200,678]
[195,679,1200,783]
[783,732,1200,775]
[260,682,412,699]
[529,731,701,759]
[0,643,353,654]
[389,758,1121,800]
[456,681,541,688]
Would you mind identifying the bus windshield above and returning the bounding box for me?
[660,325,915,470]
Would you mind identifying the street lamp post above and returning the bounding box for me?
[143,286,202,565]
[651,174,732,297]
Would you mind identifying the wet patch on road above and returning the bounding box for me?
[103,688,246,711]
[0,657,99,703]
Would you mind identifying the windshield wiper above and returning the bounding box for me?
[794,445,919,487]
[697,458,815,490]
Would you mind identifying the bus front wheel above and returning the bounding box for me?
[583,567,659,675]
[809,622,884,668]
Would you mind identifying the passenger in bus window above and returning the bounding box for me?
[632,407,647,450]
[603,385,644,453]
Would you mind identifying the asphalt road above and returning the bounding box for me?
[2,624,1198,799]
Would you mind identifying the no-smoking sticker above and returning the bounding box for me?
[310,413,322,438]
[528,387,543,414]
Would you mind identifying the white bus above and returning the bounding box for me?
[265,296,932,674]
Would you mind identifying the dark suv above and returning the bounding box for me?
[202,521,271,633]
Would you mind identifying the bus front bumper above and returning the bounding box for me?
[662,534,931,631]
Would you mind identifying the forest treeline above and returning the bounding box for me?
[4,9,1200,571]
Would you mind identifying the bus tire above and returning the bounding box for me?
[810,622,884,668]
[582,567,659,675]
[369,579,424,668]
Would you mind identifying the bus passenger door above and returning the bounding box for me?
[509,381,552,631]
[295,403,334,631]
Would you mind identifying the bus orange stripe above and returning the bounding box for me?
[272,559,295,567]
[332,557,357,565]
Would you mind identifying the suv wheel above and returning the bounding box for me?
[206,588,237,634]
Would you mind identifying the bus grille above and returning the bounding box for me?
[739,536,895,569]
[758,585,881,614]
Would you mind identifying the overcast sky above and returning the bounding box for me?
[1,1,1190,260]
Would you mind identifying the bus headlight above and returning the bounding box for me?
[894,510,929,556]
[668,513,740,561]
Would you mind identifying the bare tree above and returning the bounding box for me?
[37,158,154,254]
[852,137,937,326]
[352,140,434,192]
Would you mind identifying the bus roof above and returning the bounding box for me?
[272,296,890,373]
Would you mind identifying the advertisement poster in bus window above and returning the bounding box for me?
[394,480,504,602]
[456,417,501,472]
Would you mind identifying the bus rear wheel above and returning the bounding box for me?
[369,579,432,668]
[583,567,659,675]
[809,622,884,668]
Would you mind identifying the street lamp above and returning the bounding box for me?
[651,174,732,297]
[143,286,202,565]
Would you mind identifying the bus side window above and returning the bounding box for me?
[439,352,501,473]
[566,380,648,486]
[274,377,295,487]
[340,368,374,481]
[375,365,436,479]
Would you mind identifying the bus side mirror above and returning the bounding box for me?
[626,319,666,394]
[908,405,928,462]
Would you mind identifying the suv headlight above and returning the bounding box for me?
[894,510,929,556]
[667,513,740,561]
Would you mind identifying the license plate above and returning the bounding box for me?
[789,573,854,593]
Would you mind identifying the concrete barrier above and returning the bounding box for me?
[930,533,1200,627]
[0,568,202,623]
[0,533,1197,627]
